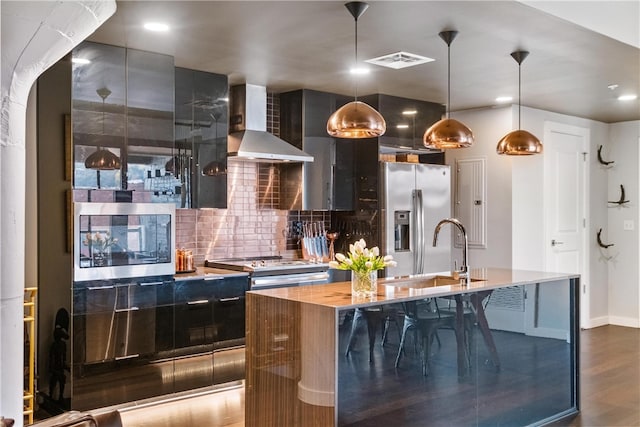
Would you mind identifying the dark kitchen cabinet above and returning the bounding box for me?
[360,93,444,151]
[71,276,175,410]
[71,42,178,202]
[174,67,229,208]
[173,275,248,352]
[72,278,171,366]
[280,89,360,210]
[334,137,380,211]
[72,42,126,190]
[71,274,247,411]
[173,274,248,390]
[125,48,176,201]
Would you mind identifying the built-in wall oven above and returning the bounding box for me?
[205,256,330,290]
[73,202,176,281]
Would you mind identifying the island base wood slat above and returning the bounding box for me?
[245,293,336,427]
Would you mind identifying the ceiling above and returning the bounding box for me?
[87,1,640,124]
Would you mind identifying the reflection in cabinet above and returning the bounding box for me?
[126,48,175,202]
[280,89,367,210]
[175,67,228,208]
[71,277,174,410]
[72,42,126,190]
[172,275,247,389]
[70,273,248,411]
[360,93,444,151]
[71,41,176,202]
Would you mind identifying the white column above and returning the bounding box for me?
[298,304,336,407]
[0,2,116,423]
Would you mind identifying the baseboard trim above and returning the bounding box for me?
[608,316,640,328]
[582,316,609,329]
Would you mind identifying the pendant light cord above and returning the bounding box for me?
[354,15,359,102]
[446,42,451,119]
[518,61,522,130]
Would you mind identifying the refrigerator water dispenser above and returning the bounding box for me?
[394,211,410,251]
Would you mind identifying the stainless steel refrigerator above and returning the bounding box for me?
[380,162,452,277]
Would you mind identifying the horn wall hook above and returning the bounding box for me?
[597,145,614,166]
[608,184,630,205]
[597,228,614,249]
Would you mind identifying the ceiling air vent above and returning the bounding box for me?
[365,51,435,69]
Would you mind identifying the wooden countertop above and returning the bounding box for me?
[247,267,579,309]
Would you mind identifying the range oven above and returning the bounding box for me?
[205,256,329,290]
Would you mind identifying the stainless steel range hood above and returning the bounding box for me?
[228,84,313,163]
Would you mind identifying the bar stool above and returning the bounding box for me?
[395,299,456,376]
[345,305,400,362]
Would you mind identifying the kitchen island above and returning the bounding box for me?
[245,268,580,427]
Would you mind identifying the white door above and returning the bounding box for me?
[538,122,589,332]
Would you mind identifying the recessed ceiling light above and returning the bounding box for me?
[618,94,637,101]
[402,110,417,116]
[495,96,513,103]
[72,58,91,65]
[396,124,410,129]
[366,51,434,70]
[350,67,370,75]
[144,22,170,32]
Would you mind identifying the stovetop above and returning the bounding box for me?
[205,256,329,275]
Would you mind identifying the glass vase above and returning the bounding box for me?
[92,252,108,267]
[351,270,377,298]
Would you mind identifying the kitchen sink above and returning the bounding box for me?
[385,274,484,289]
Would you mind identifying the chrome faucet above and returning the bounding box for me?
[433,218,470,284]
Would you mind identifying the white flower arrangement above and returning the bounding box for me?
[328,238,397,273]
[83,231,118,254]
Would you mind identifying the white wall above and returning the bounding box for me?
[588,121,614,324]
[445,107,513,269]
[447,105,611,327]
[512,106,613,328]
[607,121,640,327]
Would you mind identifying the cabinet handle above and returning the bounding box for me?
[204,276,223,281]
[219,297,241,302]
[139,281,164,286]
[187,299,209,305]
[551,239,564,246]
[115,354,139,360]
[87,285,115,290]
[115,306,139,312]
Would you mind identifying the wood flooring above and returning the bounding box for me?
[34,325,639,426]
[554,325,640,427]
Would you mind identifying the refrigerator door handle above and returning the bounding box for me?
[412,189,424,275]
[412,190,419,275]
[416,189,425,274]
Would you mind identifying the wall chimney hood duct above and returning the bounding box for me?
[228,84,313,163]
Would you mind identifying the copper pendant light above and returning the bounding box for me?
[496,51,543,155]
[326,1,386,138]
[424,31,474,149]
[85,87,121,170]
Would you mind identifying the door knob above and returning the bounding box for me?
[551,239,564,246]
